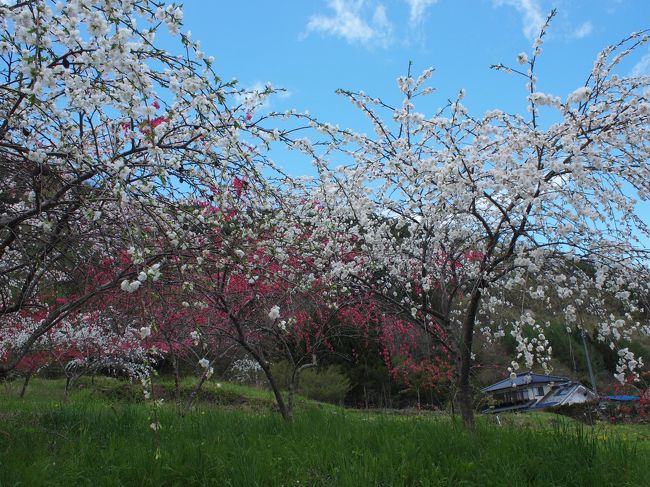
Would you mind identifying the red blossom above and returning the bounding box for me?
[150,116,168,128]
[232,177,248,197]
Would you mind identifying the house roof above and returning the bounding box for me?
[534,383,581,408]
[481,372,571,393]
[601,395,640,401]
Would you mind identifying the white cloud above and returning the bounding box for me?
[372,4,392,38]
[573,21,593,39]
[306,0,393,48]
[632,48,650,76]
[493,0,545,40]
[405,0,438,25]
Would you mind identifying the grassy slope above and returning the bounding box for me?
[1,378,649,486]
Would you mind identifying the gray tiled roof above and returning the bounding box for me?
[481,372,571,393]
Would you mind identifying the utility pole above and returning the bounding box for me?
[581,328,597,394]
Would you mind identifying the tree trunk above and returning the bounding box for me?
[456,286,483,430]
[227,314,289,420]
[457,380,474,430]
[288,355,317,419]
[287,380,295,420]
[20,373,32,398]
[260,362,290,421]
[171,351,182,414]
[64,375,73,398]
[182,369,210,416]
[386,382,392,409]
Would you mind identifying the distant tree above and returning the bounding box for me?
[0,306,150,397]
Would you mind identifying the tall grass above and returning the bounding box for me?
[1,379,648,486]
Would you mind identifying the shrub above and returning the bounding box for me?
[550,401,599,425]
[270,362,351,404]
[300,366,351,404]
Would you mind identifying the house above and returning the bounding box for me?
[481,372,597,413]
[533,381,598,409]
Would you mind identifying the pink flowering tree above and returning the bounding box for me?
[291,13,650,428]
[0,0,289,376]
[379,317,453,408]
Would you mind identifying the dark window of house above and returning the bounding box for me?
[536,386,544,396]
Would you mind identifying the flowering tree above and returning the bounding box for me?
[0,0,284,376]
[176,185,353,420]
[130,278,244,416]
[49,309,152,395]
[0,306,150,396]
[380,316,453,408]
[294,13,650,428]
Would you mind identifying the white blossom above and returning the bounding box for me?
[268,305,281,320]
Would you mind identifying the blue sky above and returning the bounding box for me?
[178,0,649,174]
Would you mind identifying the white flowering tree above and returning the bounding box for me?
[175,185,348,421]
[0,307,151,396]
[293,14,650,428]
[0,0,283,376]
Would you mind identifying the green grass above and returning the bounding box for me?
[1,378,649,486]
